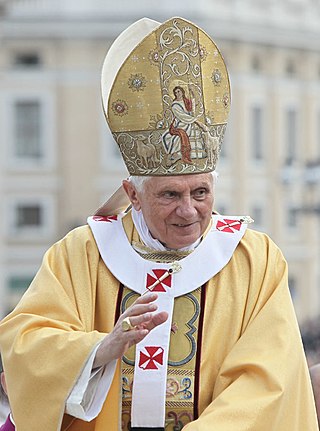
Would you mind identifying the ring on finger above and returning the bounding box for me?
[122,316,135,332]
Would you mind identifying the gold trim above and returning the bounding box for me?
[132,241,192,262]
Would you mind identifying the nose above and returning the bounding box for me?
[175,196,197,219]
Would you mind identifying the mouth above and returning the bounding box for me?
[173,222,197,228]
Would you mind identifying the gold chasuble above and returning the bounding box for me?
[0,212,318,430]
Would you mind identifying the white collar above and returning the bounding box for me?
[88,213,247,297]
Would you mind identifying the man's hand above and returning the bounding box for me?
[93,292,168,368]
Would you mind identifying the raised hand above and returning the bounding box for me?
[93,292,168,368]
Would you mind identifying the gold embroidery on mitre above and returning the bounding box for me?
[103,17,230,176]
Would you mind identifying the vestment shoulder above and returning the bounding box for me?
[62,224,94,242]
[234,228,287,272]
[45,224,100,264]
[242,227,283,253]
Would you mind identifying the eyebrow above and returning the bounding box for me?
[157,182,211,194]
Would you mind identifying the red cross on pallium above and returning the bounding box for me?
[146,269,172,292]
[216,219,241,233]
[92,215,118,222]
[139,346,164,370]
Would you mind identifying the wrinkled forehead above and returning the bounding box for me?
[145,173,214,191]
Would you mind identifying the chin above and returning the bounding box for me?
[167,237,198,250]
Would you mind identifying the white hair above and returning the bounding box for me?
[128,175,151,192]
[129,171,218,192]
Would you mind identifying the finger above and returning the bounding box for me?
[128,311,155,328]
[122,293,158,318]
[125,302,157,318]
[133,292,158,305]
[151,311,168,328]
[121,312,169,350]
[134,311,168,331]
[127,328,150,347]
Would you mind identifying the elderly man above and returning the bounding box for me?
[0,16,318,431]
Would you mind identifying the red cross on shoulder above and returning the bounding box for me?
[216,218,241,233]
[92,215,118,222]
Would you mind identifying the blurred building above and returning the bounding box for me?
[0,0,319,322]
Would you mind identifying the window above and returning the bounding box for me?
[14,52,41,68]
[286,59,296,77]
[4,92,56,170]
[251,55,261,73]
[8,276,33,292]
[287,206,298,228]
[16,204,42,228]
[6,195,56,240]
[285,108,298,164]
[251,105,264,161]
[14,100,42,159]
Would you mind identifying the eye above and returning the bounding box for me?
[193,188,208,200]
[162,191,177,199]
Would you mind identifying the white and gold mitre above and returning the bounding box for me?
[101,17,231,176]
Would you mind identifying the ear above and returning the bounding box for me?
[0,372,7,396]
[122,180,142,211]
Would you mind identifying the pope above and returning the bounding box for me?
[0,16,318,431]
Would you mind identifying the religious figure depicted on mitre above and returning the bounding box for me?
[162,81,219,167]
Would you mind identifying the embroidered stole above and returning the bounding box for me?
[88,213,248,430]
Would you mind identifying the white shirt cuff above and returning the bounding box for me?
[66,343,117,421]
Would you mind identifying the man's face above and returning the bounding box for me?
[124,173,214,249]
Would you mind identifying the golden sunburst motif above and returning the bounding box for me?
[128,73,147,92]
[111,99,128,116]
